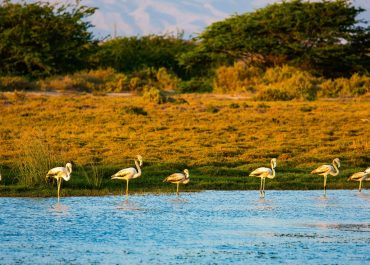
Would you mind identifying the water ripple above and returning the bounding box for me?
[0,190,369,264]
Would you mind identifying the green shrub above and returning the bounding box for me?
[39,68,126,92]
[104,73,128,92]
[0,76,37,91]
[156,67,179,91]
[206,105,220,113]
[319,79,341,97]
[286,71,319,101]
[300,105,316,112]
[319,74,370,97]
[123,106,148,116]
[229,103,240,109]
[347,74,370,96]
[256,65,319,101]
[256,86,294,101]
[263,65,298,83]
[213,62,262,93]
[143,86,167,104]
[178,78,212,93]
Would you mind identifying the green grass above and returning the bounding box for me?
[0,92,369,197]
[0,164,367,197]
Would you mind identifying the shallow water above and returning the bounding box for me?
[0,190,369,264]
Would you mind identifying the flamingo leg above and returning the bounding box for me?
[126,179,129,199]
[176,183,179,196]
[263,178,266,197]
[359,180,362,192]
[259,177,263,197]
[57,178,62,203]
[323,175,327,196]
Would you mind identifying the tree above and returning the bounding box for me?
[0,0,97,77]
[95,33,195,79]
[182,0,370,77]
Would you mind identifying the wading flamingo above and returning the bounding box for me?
[311,158,340,196]
[249,158,277,198]
[348,167,370,192]
[46,162,72,202]
[111,155,143,199]
[163,169,190,196]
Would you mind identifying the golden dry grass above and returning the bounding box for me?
[0,92,369,194]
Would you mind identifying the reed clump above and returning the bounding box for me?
[15,134,57,187]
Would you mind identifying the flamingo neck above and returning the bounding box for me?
[134,159,141,178]
[271,161,276,178]
[332,160,339,176]
[66,164,72,174]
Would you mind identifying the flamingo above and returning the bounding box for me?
[348,167,370,192]
[46,162,72,202]
[163,169,190,196]
[311,158,340,196]
[249,158,277,198]
[111,155,143,199]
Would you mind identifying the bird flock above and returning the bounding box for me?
[39,157,370,201]
[1,157,369,202]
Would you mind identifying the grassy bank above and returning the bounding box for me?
[0,92,369,196]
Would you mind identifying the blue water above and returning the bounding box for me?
[0,190,369,264]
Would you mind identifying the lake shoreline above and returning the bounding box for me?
[0,187,366,198]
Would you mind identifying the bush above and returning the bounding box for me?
[256,86,294,101]
[319,74,370,97]
[178,77,212,93]
[156,67,179,91]
[263,65,298,83]
[38,68,129,92]
[348,73,370,96]
[319,79,344,97]
[213,62,262,93]
[0,76,37,91]
[256,65,319,101]
[143,86,167,104]
[122,106,148,116]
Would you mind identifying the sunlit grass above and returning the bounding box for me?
[0,92,369,196]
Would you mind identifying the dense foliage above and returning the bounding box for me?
[185,0,370,77]
[0,0,97,77]
[0,0,369,97]
[95,34,196,79]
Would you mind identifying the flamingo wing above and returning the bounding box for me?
[249,167,271,178]
[46,167,67,178]
[348,172,366,181]
[111,167,136,179]
[163,173,185,183]
[311,164,333,174]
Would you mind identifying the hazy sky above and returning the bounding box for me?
[36,0,370,38]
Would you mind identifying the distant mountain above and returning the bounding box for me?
[40,0,370,39]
